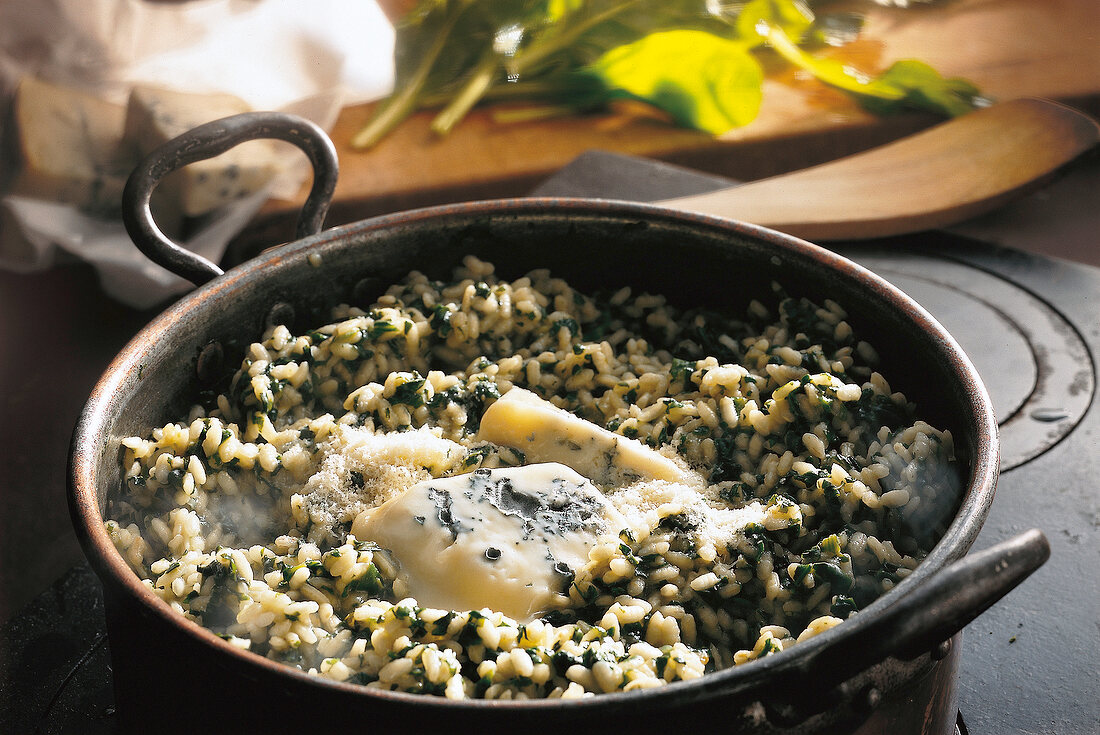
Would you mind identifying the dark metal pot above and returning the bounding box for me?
[69,113,1048,735]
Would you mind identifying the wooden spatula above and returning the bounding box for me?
[657,98,1100,241]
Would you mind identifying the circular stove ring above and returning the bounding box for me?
[851,252,1094,471]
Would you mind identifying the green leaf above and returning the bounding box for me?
[859,60,986,118]
[356,0,981,147]
[545,0,585,23]
[760,22,983,118]
[509,0,648,77]
[734,0,815,47]
[342,564,384,597]
[390,377,427,408]
[585,30,763,134]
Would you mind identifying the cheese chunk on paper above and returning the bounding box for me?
[123,85,280,217]
[11,76,130,214]
[478,387,685,486]
[352,463,624,622]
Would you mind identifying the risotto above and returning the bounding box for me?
[106,255,959,699]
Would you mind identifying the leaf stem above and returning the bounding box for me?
[430,49,499,137]
[491,104,582,124]
[418,78,572,108]
[428,0,644,137]
[512,0,642,76]
[351,7,465,150]
[764,23,897,99]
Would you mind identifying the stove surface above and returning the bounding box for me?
[842,237,1099,734]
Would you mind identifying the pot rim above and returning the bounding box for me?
[69,196,999,712]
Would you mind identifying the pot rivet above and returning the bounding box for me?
[864,686,882,710]
[196,341,224,385]
[931,638,953,661]
[265,302,296,331]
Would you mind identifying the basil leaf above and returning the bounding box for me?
[585,30,763,134]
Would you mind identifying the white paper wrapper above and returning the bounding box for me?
[0,0,395,308]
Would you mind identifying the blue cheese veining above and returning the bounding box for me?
[351,463,626,622]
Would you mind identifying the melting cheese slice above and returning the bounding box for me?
[351,463,624,622]
[478,387,685,486]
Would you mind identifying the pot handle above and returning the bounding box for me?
[845,528,1049,660]
[766,528,1050,723]
[121,111,339,287]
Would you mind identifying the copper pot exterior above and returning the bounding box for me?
[70,200,999,734]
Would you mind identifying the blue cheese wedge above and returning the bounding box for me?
[11,76,131,215]
[478,387,687,486]
[351,463,625,622]
[123,86,279,217]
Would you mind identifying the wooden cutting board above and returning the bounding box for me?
[254,0,1100,237]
